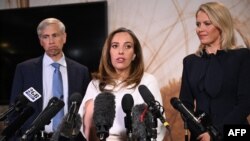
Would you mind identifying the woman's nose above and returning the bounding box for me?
[118,47,124,54]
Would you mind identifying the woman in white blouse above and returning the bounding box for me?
[79,27,166,141]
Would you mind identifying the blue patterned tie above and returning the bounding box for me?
[51,63,64,131]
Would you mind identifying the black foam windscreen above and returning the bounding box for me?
[138,85,155,105]
[132,104,148,140]
[35,97,65,128]
[14,94,29,111]
[93,92,116,128]
[1,105,35,138]
[22,97,65,139]
[69,92,82,104]
[51,113,82,141]
[122,94,134,114]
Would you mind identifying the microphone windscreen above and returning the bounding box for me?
[132,104,147,139]
[138,85,155,104]
[69,92,82,104]
[72,114,82,136]
[93,92,116,128]
[14,94,29,111]
[1,105,35,137]
[170,97,181,109]
[51,113,82,140]
[122,94,134,114]
[62,114,82,137]
[32,97,65,129]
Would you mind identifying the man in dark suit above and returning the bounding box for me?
[8,18,90,140]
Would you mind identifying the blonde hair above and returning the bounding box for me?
[92,27,144,91]
[196,2,236,55]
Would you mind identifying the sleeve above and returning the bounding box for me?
[179,57,206,138]
[10,64,24,106]
[179,57,195,111]
[7,64,24,124]
[78,80,99,137]
[78,81,99,119]
[81,66,91,94]
[222,49,250,124]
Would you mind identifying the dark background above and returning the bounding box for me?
[0,1,108,105]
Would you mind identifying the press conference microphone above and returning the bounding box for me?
[50,93,82,140]
[170,97,206,135]
[138,85,170,129]
[21,97,65,140]
[0,87,41,121]
[121,94,134,140]
[66,92,82,123]
[93,92,116,141]
[51,113,82,141]
[1,106,35,140]
[0,95,28,121]
[132,104,148,141]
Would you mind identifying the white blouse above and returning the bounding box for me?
[78,72,166,141]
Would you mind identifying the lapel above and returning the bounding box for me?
[65,58,73,107]
[32,56,44,113]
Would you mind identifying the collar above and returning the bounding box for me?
[201,49,225,58]
[43,53,67,67]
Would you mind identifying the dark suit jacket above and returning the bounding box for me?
[8,55,90,140]
[179,48,250,141]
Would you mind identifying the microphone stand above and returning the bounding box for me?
[0,106,15,121]
[68,117,79,141]
[96,125,108,141]
[0,136,6,141]
[124,114,133,141]
[147,117,157,141]
[127,130,133,141]
[184,121,188,141]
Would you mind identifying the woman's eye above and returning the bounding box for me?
[111,44,118,48]
[204,22,212,26]
[125,45,132,49]
[196,22,200,27]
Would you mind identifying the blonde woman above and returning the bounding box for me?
[179,2,250,141]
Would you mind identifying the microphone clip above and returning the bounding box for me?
[96,125,109,141]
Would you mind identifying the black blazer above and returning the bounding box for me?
[9,55,90,139]
[179,48,250,140]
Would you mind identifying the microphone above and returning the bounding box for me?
[0,87,41,121]
[170,97,206,136]
[132,104,157,141]
[1,106,35,140]
[21,97,65,140]
[51,113,82,141]
[138,85,170,128]
[131,104,148,141]
[0,95,28,121]
[66,92,82,123]
[50,93,82,140]
[121,94,134,140]
[93,92,116,141]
